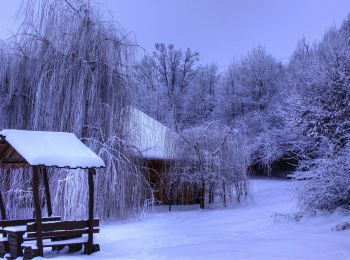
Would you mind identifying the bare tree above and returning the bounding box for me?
[134,43,199,130]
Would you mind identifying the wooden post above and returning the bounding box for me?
[0,191,6,220]
[87,168,95,254]
[32,166,43,257]
[42,167,53,217]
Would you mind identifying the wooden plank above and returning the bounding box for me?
[0,146,13,164]
[23,236,89,248]
[27,219,99,232]
[42,167,52,217]
[0,163,30,169]
[0,142,28,168]
[26,228,100,238]
[32,166,43,257]
[0,217,60,228]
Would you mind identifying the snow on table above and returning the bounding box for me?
[3,225,27,232]
[42,179,350,259]
[0,129,104,169]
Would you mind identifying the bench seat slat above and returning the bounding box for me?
[26,228,99,238]
[0,216,61,228]
[27,219,99,232]
[22,236,90,250]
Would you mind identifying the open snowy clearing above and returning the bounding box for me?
[38,179,350,259]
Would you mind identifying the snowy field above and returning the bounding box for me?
[44,179,350,259]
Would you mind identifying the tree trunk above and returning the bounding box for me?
[168,183,173,212]
[200,180,205,209]
[222,182,227,208]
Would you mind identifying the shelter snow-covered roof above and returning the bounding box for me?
[0,129,105,169]
[128,108,178,160]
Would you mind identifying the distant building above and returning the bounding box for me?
[128,108,198,205]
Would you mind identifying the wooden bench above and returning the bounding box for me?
[0,216,61,258]
[22,219,100,259]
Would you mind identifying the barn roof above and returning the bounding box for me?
[128,108,178,160]
[0,129,105,169]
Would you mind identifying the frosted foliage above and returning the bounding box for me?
[134,44,199,130]
[182,64,220,128]
[0,0,150,220]
[171,122,250,208]
[289,18,350,211]
[295,146,350,212]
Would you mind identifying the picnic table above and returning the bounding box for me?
[22,219,100,259]
[0,216,61,258]
[0,217,100,259]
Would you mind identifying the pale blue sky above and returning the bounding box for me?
[0,0,349,66]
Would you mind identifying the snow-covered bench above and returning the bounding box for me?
[22,219,100,259]
[0,216,61,258]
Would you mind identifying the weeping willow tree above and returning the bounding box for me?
[0,0,151,220]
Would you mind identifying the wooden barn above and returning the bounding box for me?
[128,108,198,206]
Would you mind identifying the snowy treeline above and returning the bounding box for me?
[135,17,350,212]
[291,19,350,212]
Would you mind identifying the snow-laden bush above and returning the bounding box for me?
[295,146,350,212]
[168,121,250,209]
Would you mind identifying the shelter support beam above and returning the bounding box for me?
[42,167,53,217]
[86,168,95,254]
[32,166,43,257]
[0,146,14,164]
[0,191,6,220]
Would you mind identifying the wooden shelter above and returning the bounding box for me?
[129,108,198,205]
[0,129,105,258]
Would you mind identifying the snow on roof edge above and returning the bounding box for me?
[0,129,105,169]
[128,108,179,160]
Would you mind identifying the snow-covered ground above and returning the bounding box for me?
[44,179,350,259]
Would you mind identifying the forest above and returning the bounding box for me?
[0,0,349,221]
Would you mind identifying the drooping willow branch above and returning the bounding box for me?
[0,0,151,221]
